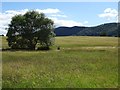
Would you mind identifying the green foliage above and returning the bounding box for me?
[100,32,107,36]
[6,11,55,50]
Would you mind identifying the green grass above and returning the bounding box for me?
[2,36,118,88]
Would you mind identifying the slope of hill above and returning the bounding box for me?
[55,23,119,37]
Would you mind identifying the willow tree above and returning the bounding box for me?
[6,11,55,50]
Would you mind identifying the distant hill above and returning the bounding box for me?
[55,23,119,37]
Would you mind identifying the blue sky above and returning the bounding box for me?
[0,2,118,35]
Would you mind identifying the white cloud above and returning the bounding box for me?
[0,8,61,35]
[5,8,60,15]
[98,8,118,21]
[49,17,83,27]
[5,9,29,15]
[84,21,88,24]
[50,14,67,18]
[35,8,60,14]
[0,8,84,35]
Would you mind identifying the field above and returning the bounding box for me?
[1,36,118,88]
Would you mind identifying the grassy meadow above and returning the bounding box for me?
[2,36,118,88]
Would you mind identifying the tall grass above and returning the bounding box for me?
[2,36,118,88]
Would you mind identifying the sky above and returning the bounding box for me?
[0,2,118,35]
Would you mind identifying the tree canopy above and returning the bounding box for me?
[6,11,55,50]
